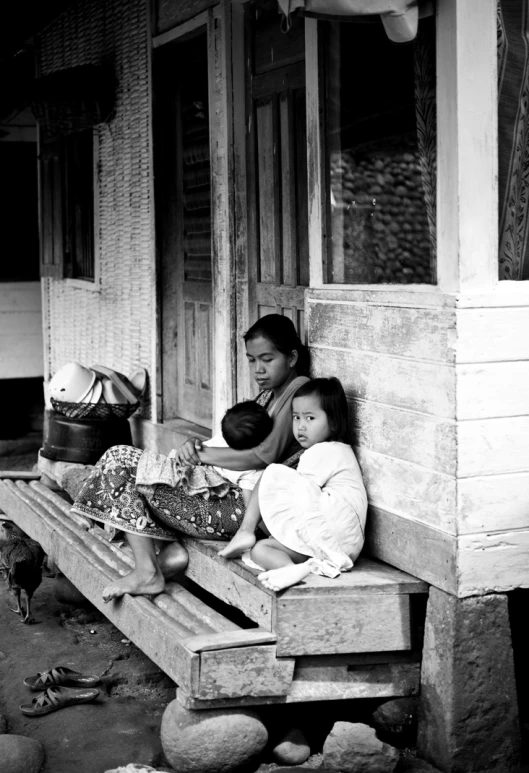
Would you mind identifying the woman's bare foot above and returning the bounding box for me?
[218,530,257,559]
[102,566,165,602]
[258,562,312,592]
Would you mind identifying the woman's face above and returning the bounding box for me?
[246,335,297,391]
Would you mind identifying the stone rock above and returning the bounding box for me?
[272,727,311,765]
[372,698,417,746]
[418,589,521,773]
[161,699,268,773]
[53,573,88,605]
[104,766,161,773]
[373,698,417,730]
[395,757,442,773]
[323,722,399,773]
[0,712,8,733]
[0,734,45,773]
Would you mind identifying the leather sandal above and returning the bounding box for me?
[24,666,101,691]
[20,686,100,716]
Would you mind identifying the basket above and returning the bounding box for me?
[51,398,139,422]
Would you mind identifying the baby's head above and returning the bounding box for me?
[221,401,273,450]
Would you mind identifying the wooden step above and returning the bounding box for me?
[0,479,293,703]
[0,476,423,708]
[181,537,428,656]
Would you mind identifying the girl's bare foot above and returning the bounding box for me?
[258,562,312,592]
[102,566,165,602]
[218,530,257,559]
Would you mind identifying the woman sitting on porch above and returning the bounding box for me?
[72,314,310,601]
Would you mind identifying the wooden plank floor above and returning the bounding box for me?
[0,475,424,707]
[182,537,428,656]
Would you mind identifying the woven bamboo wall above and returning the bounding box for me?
[39,0,156,418]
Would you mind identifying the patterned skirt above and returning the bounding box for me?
[72,445,246,541]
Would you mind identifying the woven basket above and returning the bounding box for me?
[51,398,139,422]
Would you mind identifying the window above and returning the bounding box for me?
[39,128,96,283]
[323,17,436,285]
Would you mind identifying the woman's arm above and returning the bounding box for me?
[170,437,265,470]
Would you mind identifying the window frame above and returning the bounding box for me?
[306,0,499,298]
[38,127,100,291]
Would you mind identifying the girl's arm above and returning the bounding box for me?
[170,437,265,470]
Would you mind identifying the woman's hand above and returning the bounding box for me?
[169,438,203,465]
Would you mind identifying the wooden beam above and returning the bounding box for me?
[436,0,498,292]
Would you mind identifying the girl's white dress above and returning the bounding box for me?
[258,441,367,578]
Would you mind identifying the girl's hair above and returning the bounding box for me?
[293,377,353,445]
[243,314,310,376]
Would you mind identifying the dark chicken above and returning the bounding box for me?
[0,522,44,624]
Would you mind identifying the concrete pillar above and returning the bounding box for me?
[417,587,521,773]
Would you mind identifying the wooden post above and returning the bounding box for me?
[436,0,498,293]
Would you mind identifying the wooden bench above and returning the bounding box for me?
[0,474,428,711]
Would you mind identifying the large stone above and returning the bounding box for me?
[323,722,399,773]
[0,734,45,773]
[272,727,311,765]
[53,573,88,605]
[161,699,268,773]
[395,758,442,773]
[372,698,417,746]
[418,588,522,773]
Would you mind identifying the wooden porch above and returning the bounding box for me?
[0,471,427,710]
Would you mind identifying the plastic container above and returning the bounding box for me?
[42,411,133,465]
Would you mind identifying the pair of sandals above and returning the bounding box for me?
[20,666,101,716]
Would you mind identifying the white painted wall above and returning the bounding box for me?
[0,282,43,379]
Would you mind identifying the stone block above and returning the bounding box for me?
[418,588,521,773]
[0,734,45,773]
[272,727,311,765]
[323,721,399,773]
[161,699,268,773]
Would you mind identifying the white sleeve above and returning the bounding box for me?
[296,443,345,488]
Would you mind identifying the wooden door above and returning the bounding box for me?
[246,1,309,336]
[154,30,213,428]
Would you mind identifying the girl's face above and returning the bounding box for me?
[292,394,332,449]
[246,335,297,391]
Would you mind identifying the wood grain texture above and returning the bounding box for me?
[352,399,456,476]
[275,594,412,656]
[197,645,295,699]
[457,307,529,363]
[311,348,455,419]
[436,0,498,292]
[181,537,275,629]
[155,0,217,34]
[356,447,457,534]
[457,529,529,596]
[458,417,529,477]
[365,505,457,595]
[458,472,529,534]
[457,362,529,420]
[0,480,200,692]
[177,659,420,708]
[310,301,456,363]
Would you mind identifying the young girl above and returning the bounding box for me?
[220,378,367,592]
[72,314,310,602]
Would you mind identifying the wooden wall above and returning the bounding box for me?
[307,288,529,597]
[307,289,460,594]
[455,298,529,596]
